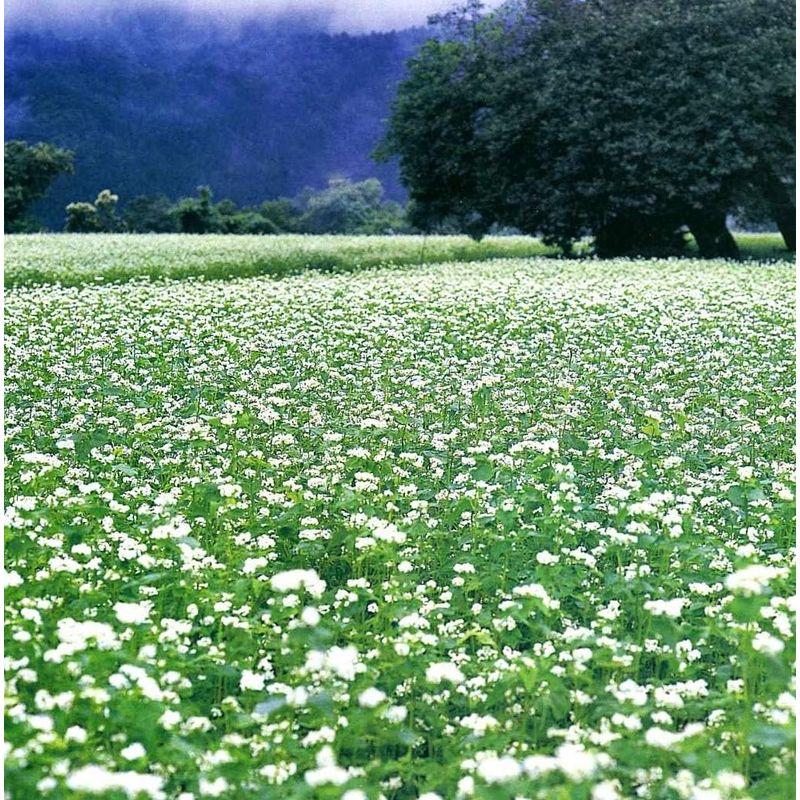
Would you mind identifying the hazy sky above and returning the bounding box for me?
[6,0,504,32]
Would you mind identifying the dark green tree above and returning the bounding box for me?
[299,178,407,234]
[174,186,222,234]
[123,195,177,232]
[64,201,100,232]
[64,189,120,232]
[259,199,301,233]
[380,0,795,257]
[5,140,74,231]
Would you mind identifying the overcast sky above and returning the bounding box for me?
[6,0,505,32]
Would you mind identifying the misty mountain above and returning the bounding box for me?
[5,8,428,226]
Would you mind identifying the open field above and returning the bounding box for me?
[5,251,795,798]
[4,232,792,289]
[3,234,557,288]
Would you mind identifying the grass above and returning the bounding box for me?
[5,253,795,799]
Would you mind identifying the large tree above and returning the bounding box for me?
[379,0,795,257]
[5,140,74,231]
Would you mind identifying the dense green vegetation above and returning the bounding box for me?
[380,0,795,258]
[6,254,795,798]
[4,140,74,232]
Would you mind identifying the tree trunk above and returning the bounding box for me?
[761,173,795,251]
[594,213,686,258]
[687,212,740,259]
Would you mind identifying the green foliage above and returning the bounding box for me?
[64,189,120,232]
[64,202,100,233]
[381,0,796,257]
[123,195,177,233]
[259,199,301,233]
[173,185,221,234]
[298,178,409,234]
[77,180,406,236]
[4,140,74,231]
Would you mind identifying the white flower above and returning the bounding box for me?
[383,705,408,723]
[358,687,387,708]
[113,601,152,625]
[554,744,603,781]
[643,598,688,618]
[301,606,321,626]
[425,662,465,685]
[592,780,622,800]
[65,765,165,799]
[726,564,786,595]
[121,742,146,760]
[199,776,229,796]
[64,725,87,743]
[475,755,521,784]
[240,670,266,691]
[752,631,784,656]
[270,569,326,598]
[304,746,349,786]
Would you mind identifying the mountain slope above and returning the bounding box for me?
[5,9,426,226]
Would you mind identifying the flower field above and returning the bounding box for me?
[4,251,796,799]
[3,234,556,288]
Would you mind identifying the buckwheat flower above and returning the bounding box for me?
[65,765,165,799]
[158,709,181,730]
[358,687,386,708]
[610,679,648,706]
[418,794,444,800]
[199,776,229,796]
[383,705,408,723]
[725,564,786,595]
[425,661,465,685]
[4,570,23,587]
[121,742,146,760]
[476,755,521,784]
[554,744,603,781]
[113,601,152,625]
[459,714,499,736]
[592,780,622,800]
[65,725,87,743]
[643,598,688,618]
[752,631,784,656]
[304,746,349,787]
[398,560,414,573]
[457,776,475,797]
[240,670,266,691]
[301,607,321,626]
[645,722,704,748]
[736,466,754,480]
[342,791,368,800]
[270,569,326,598]
[536,550,559,565]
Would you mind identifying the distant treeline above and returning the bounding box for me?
[63,180,412,235]
[5,140,414,235]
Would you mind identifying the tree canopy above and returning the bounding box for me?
[379,0,796,257]
[5,140,74,231]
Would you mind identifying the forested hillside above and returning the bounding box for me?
[5,8,425,225]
